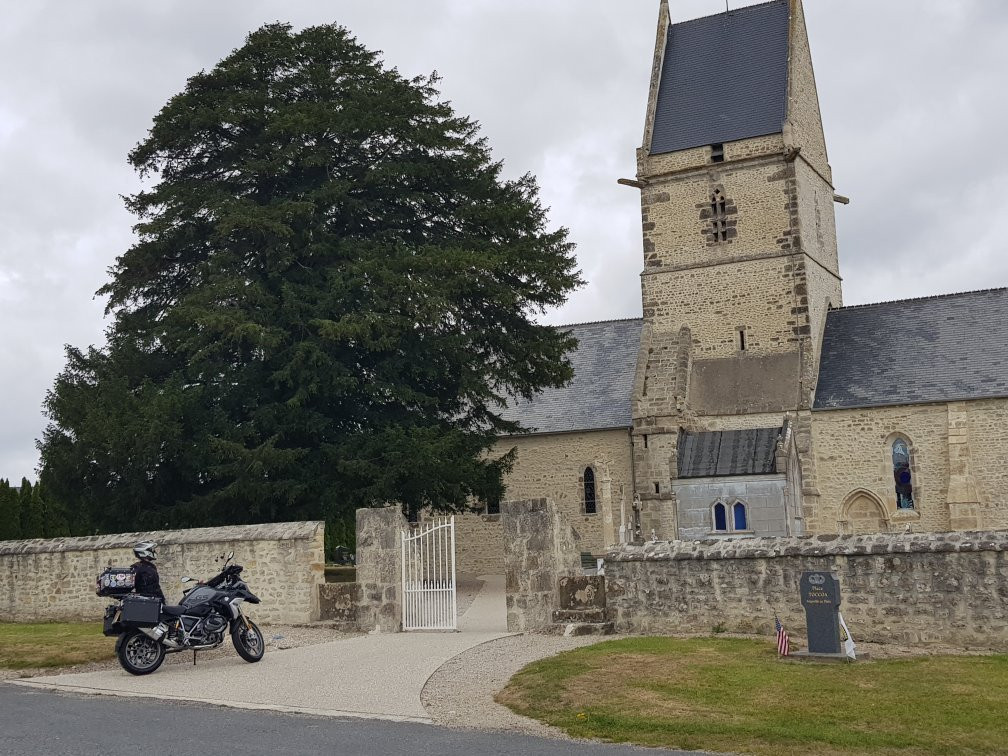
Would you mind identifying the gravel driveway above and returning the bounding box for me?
[422,632,612,738]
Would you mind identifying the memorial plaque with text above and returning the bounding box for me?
[799,571,842,654]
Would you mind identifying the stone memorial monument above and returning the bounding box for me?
[799,571,842,654]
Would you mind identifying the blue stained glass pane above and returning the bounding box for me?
[892,439,914,509]
[714,503,727,531]
[734,502,748,531]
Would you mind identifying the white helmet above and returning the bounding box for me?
[133,541,157,561]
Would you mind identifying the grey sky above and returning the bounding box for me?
[1,1,1006,481]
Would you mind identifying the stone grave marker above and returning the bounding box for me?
[799,571,842,654]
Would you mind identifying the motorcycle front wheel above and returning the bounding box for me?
[231,618,264,663]
[116,630,166,675]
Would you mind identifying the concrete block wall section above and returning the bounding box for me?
[605,531,1008,649]
[0,522,325,624]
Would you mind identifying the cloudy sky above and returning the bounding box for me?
[1,0,1006,482]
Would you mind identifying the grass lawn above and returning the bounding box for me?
[496,637,1008,755]
[0,623,116,670]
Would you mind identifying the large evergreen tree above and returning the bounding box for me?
[0,479,22,540]
[39,23,581,535]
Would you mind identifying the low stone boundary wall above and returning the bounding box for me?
[605,531,1008,649]
[0,522,325,625]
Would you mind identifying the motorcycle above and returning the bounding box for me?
[99,551,265,676]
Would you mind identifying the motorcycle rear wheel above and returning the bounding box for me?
[231,618,264,663]
[116,630,166,675]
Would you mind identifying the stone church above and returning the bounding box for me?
[456,0,1008,574]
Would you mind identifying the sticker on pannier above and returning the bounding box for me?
[96,567,135,597]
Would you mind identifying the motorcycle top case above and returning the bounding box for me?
[95,567,135,597]
[120,595,162,627]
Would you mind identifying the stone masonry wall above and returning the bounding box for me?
[452,512,504,576]
[964,399,1008,531]
[0,522,324,624]
[606,531,1008,649]
[785,0,832,183]
[811,399,1008,535]
[455,430,634,574]
[501,499,583,633]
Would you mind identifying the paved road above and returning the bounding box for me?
[0,685,695,755]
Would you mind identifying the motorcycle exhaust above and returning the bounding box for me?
[141,623,169,642]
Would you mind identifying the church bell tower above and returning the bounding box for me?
[629,0,843,537]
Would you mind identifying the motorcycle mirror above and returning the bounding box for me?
[180,576,193,583]
[227,551,234,560]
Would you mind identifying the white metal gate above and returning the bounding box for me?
[401,515,457,631]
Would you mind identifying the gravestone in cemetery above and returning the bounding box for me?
[799,571,842,654]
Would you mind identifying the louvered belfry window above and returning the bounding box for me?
[711,190,728,242]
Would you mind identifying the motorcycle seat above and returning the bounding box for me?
[161,605,187,616]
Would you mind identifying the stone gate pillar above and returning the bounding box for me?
[500,498,582,632]
[355,506,407,632]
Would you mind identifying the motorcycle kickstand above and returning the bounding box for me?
[193,650,197,665]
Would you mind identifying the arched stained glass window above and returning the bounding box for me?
[583,467,597,514]
[733,502,748,531]
[713,502,727,531]
[892,439,914,509]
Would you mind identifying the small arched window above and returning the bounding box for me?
[710,190,728,242]
[583,467,597,514]
[713,502,728,531]
[733,502,748,531]
[892,439,914,509]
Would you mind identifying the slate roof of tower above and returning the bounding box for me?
[814,289,1008,410]
[500,318,642,435]
[677,427,782,478]
[650,0,790,155]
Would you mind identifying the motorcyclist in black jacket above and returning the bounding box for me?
[131,541,165,601]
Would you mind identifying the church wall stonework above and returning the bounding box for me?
[784,0,832,182]
[695,412,789,431]
[454,430,633,574]
[642,256,804,360]
[810,405,1008,536]
[966,399,1008,530]
[640,158,798,274]
[451,513,504,577]
[637,135,785,179]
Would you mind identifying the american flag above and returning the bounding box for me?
[775,615,790,656]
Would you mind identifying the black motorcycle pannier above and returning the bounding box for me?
[120,595,161,627]
[96,567,135,597]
